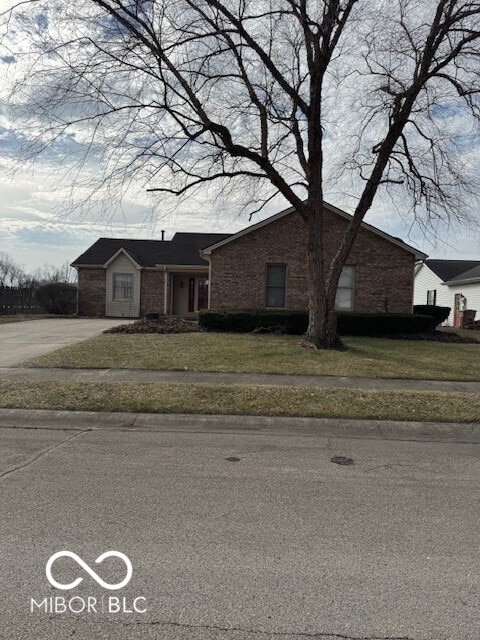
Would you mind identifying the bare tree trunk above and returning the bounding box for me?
[302,205,342,350]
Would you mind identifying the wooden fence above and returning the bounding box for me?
[0,285,41,315]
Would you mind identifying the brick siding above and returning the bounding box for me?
[140,269,166,316]
[77,268,106,316]
[208,209,415,313]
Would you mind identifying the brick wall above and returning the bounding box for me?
[77,268,106,316]
[209,209,415,313]
[140,269,165,316]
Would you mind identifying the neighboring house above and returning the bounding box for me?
[414,259,480,326]
[72,203,426,318]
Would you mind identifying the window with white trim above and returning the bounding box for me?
[335,266,355,310]
[427,289,436,305]
[113,273,133,300]
[265,264,286,308]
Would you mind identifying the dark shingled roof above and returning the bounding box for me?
[425,259,480,282]
[445,263,480,284]
[72,233,231,267]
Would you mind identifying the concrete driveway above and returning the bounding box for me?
[0,318,129,367]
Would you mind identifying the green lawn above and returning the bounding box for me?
[24,332,480,381]
[0,381,478,422]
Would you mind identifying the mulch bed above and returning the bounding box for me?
[104,317,478,343]
[104,317,200,334]
[373,330,479,343]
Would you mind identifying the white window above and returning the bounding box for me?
[335,266,355,310]
[427,289,436,305]
[113,273,133,300]
[265,264,286,308]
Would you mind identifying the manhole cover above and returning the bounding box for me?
[331,455,354,466]
[226,456,241,462]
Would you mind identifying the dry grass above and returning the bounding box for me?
[24,332,480,381]
[0,381,478,422]
[0,314,49,325]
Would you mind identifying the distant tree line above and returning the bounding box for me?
[0,252,77,315]
[0,252,77,287]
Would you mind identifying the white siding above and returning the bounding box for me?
[446,282,480,324]
[414,263,454,324]
[414,263,480,324]
[106,253,141,318]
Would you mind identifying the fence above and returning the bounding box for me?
[0,285,41,315]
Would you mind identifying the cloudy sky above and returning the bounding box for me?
[1,2,479,275]
[2,118,478,274]
[0,117,252,273]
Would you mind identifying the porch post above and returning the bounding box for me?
[207,258,211,310]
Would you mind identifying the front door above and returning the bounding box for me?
[197,278,208,310]
[172,274,209,315]
[188,278,195,313]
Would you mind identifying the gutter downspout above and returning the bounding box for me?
[163,267,168,315]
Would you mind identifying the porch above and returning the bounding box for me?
[168,271,209,316]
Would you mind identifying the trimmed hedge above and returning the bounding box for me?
[199,310,308,334]
[339,311,435,336]
[413,305,450,326]
[199,309,437,336]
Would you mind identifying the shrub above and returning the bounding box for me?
[199,309,308,334]
[413,305,451,326]
[199,309,437,336]
[35,282,77,315]
[338,311,435,335]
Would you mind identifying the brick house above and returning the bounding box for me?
[72,203,426,318]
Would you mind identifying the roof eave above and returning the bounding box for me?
[71,263,103,269]
[152,264,208,271]
[102,247,143,269]
[444,277,480,286]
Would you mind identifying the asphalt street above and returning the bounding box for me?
[0,415,479,640]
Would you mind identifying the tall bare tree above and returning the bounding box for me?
[3,0,480,347]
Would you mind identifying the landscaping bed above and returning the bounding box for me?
[199,309,439,335]
[375,330,478,343]
[104,317,199,334]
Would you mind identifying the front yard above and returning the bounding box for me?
[24,331,480,381]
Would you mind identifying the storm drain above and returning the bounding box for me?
[330,455,354,466]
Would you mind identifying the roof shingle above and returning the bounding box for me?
[72,233,231,267]
[425,259,480,282]
[445,263,480,284]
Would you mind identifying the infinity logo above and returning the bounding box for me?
[46,551,132,591]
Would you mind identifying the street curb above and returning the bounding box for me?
[0,408,479,443]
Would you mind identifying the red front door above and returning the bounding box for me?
[188,278,195,313]
[197,278,208,310]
